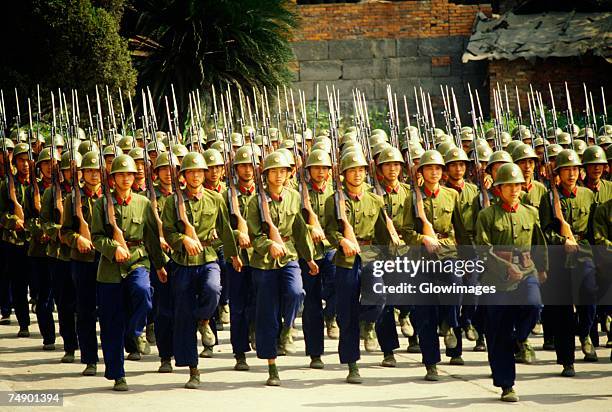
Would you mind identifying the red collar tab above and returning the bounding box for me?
[269,191,283,202]
[385,184,399,194]
[522,182,533,192]
[560,185,577,198]
[447,180,464,193]
[187,189,204,200]
[346,191,364,201]
[423,186,440,198]
[114,192,132,206]
[159,186,172,196]
[585,179,600,192]
[132,182,146,192]
[84,186,102,199]
[501,202,519,213]
[238,184,255,195]
[311,181,326,194]
[205,182,222,192]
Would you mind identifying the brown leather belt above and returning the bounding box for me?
[126,240,143,248]
[281,236,291,242]
[436,233,450,239]
[357,239,372,246]
[494,250,533,268]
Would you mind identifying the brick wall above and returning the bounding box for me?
[489,57,612,119]
[290,0,492,119]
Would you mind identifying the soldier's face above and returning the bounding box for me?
[343,166,366,188]
[157,166,172,185]
[535,146,545,161]
[585,164,604,181]
[461,141,471,152]
[499,183,522,205]
[149,151,158,163]
[517,159,535,180]
[380,162,402,183]
[62,169,72,183]
[15,154,29,177]
[113,172,135,191]
[421,165,442,185]
[105,156,114,173]
[446,161,466,181]
[558,166,579,187]
[135,160,145,180]
[236,164,254,183]
[204,165,224,184]
[39,160,51,179]
[308,166,330,184]
[184,169,205,189]
[83,168,101,186]
[266,167,288,189]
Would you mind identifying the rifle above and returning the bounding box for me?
[583,83,593,133]
[548,83,560,135]
[95,86,129,257]
[601,87,608,124]
[68,107,90,245]
[49,92,64,227]
[1,91,25,222]
[118,88,127,136]
[468,84,490,209]
[565,82,576,148]
[515,85,523,126]
[27,98,41,214]
[165,96,202,250]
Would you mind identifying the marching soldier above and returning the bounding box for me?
[512,144,547,208]
[60,151,102,376]
[128,147,148,194]
[247,152,318,386]
[476,163,548,403]
[161,151,241,389]
[91,154,167,391]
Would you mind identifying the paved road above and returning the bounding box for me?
[0,315,611,411]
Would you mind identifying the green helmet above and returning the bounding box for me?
[493,163,526,186]
[45,134,65,148]
[180,152,208,173]
[13,143,30,158]
[568,123,580,137]
[340,134,357,146]
[505,140,523,156]
[547,127,562,138]
[460,130,474,142]
[135,129,144,140]
[248,142,262,158]
[1,138,15,151]
[154,151,179,169]
[487,150,513,169]
[128,147,145,161]
[263,152,291,172]
[434,134,453,146]
[268,127,281,141]
[484,128,496,141]
[147,141,166,153]
[572,139,587,156]
[436,141,457,157]
[36,147,60,165]
[203,149,224,167]
[60,151,82,170]
[103,146,123,157]
[579,127,594,140]
[346,126,357,133]
[243,126,255,137]
[418,150,445,169]
[598,124,612,136]
[519,128,532,141]
[118,136,135,151]
[372,142,391,157]
[10,129,28,143]
[306,149,332,168]
[606,144,612,160]
[311,141,331,152]
[596,135,612,146]
[340,151,368,173]
[78,141,99,156]
[280,139,295,150]
[461,126,473,133]
[254,134,268,147]
[81,151,101,170]
[554,149,581,171]
[406,126,420,141]
[209,141,229,153]
[472,145,493,162]
[369,135,387,147]
[581,145,607,165]
[547,144,563,158]
[470,138,490,151]
[29,131,45,144]
[511,125,528,138]
[303,128,313,141]
[234,145,259,165]
[444,148,469,164]
[314,136,331,146]
[172,144,189,158]
[155,131,168,141]
[377,147,404,165]
[533,136,549,147]
[511,144,538,163]
[410,145,425,160]
[371,129,388,140]
[293,134,303,144]
[433,128,446,138]
[276,148,295,166]
[500,132,512,148]
[230,132,244,147]
[556,132,572,146]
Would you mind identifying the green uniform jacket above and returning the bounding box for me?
[0,176,29,246]
[324,188,391,269]
[24,180,50,257]
[539,186,595,264]
[584,179,612,206]
[520,180,547,208]
[307,181,335,260]
[475,203,548,291]
[222,185,256,265]
[162,188,238,266]
[400,185,465,260]
[247,187,315,270]
[445,181,478,245]
[592,199,612,268]
[40,184,72,261]
[92,192,166,283]
[61,187,102,262]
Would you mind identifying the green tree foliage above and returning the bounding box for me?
[127,0,298,129]
[0,0,136,122]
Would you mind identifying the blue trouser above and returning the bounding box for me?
[253,261,304,360]
[172,262,221,367]
[376,306,400,354]
[71,260,99,364]
[0,243,11,317]
[97,267,152,380]
[5,243,30,328]
[321,251,337,319]
[31,256,55,345]
[484,276,540,388]
[227,261,253,355]
[300,250,335,357]
[217,249,229,306]
[51,259,78,352]
[335,256,384,364]
[152,261,174,360]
